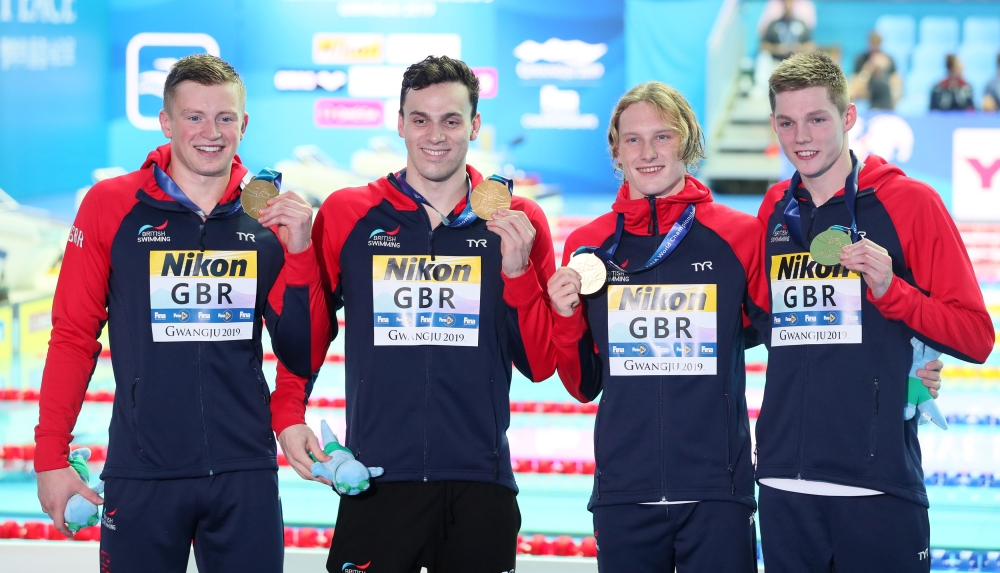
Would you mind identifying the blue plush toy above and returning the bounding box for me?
[310,420,384,495]
[31,448,104,532]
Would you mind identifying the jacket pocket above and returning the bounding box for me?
[870,377,880,458]
[489,379,501,479]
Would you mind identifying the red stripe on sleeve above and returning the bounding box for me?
[34,177,139,472]
[870,178,993,363]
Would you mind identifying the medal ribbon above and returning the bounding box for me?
[575,203,696,274]
[152,165,256,218]
[389,170,511,229]
[783,150,862,247]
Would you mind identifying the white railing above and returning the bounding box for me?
[705,0,745,141]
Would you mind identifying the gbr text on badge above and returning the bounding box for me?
[770,252,862,346]
[372,255,481,347]
[149,251,256,342]
[607,284,718,376]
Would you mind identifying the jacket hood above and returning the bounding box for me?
[139,143,248,206]
[611,175,713,235]
[858,153,905,191]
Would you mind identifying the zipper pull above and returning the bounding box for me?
[646,197,657,235]
[428,231,436,261]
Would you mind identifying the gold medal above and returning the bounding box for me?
[566,252,607,295]
[241,178,280,220]
[470,178,512,220]
[810,228,852,265]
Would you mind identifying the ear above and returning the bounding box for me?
[159,109,172,139]
[397,111,405,138]
[770,113,778,135]
[843,103,857,133]
[240,112,249,140]
[470,112,482,142]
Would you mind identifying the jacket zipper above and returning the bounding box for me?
[197,342,213,475]
[725,388,735,495]
[198,222,206,250]
[870,378,880,457]
[595,399,603,499]
[423,348,431,481]
[646,196,659,235]
[255,366,270,405]
[795,353,810,478]
[352,379,364,458]
[658,380,665,501]
[490,379,500,479]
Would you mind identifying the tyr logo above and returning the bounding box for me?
[467,239,487,248]
[691,261,713,271]
[968,158,1000,189]
[917,547,929,560]
[237,232,255,242]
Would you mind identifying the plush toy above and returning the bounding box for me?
[309,420,384,495]
[904,338,947,430]
[31,448,104,532]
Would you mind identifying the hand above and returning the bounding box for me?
[36,467,104,538]
[257,191,314,254]
[277,424,332,486]
[916,359,944,399]
[486,209,536,279]
[839,238,894,299]
[548,267,582,317]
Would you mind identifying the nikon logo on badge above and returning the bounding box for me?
[772,253,856,281]
[157,252,251,277]
[614,286,709,312]
[380,257,476,283]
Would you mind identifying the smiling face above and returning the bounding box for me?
[615,101,687,199]
[397,81,481,187]
[159,80,247,180]
[771,85,856,183]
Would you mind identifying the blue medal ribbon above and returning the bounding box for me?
[152,165,251,218]
[575,203,696,274]
[783,150,863,247]
[388,171,512,229]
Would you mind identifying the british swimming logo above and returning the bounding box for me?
[342,562,371,572]
[368,226,401,248]
[770,223,789,243]
[138,221,170,243]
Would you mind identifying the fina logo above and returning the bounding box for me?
[368,226,401,248]
[513,38,607,80]
[770,223,789,243]
[138,221,171,243]
[342,562,371,572]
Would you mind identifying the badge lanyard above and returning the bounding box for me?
[783,151,863,248]
[152,165,247,218]
[575,203,696,274]
[388,170,508,229]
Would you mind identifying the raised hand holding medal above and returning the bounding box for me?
[566,253,607,295]
[250,168,315,255]
[471,176,512,220]
[810,225,853,265]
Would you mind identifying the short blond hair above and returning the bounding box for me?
[768,51,849,115]
[607,81,705,174]
[164,54,246,114]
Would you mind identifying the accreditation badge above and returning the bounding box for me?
[607,284,717,376]
[770,252,862,346]
[149,251,257,342]
[372,255,481,347]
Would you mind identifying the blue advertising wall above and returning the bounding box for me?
[0,0,109,198]
[2,0,633,203]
